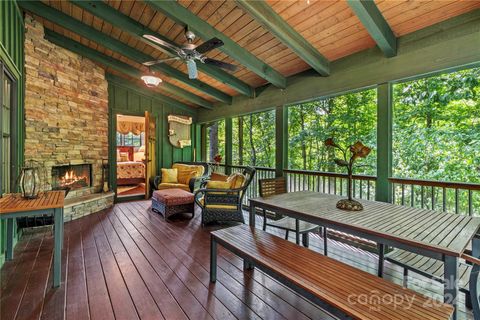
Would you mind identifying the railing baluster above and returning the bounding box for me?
[360,180,363,199]
[410,184,414,207]
[367,181,370,200]
[322,176,326,193]
[442,187,447,212]
[468,190,473,216]
[431,186,435,210]
[334,177,337,195]
[420,186,424,208]
[401,184,405,206]
[455,188,459,214]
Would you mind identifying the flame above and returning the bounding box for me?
[60,169,87,187]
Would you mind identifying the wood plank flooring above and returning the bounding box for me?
[0,200,474,320]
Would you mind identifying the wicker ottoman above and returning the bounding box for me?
[151,188,194,220]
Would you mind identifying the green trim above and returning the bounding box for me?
[235,0,329,76]
[144,0,287,89]
[0,43,21,79]
[275,105,288,177]
[225,117,232,175]
[70,0,254,98]
[197,11,480,122]
[347,0,396,57]
[106,74,197,115]
[44,29,210,110]
[376,83,392,202]
[19,1,232,104]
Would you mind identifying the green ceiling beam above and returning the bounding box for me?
[235,0,330,76]
[44,29,198,111]
[70,0,254,98]
[19,0,232,104]
[347,0,397,57]
[144,0,287,89]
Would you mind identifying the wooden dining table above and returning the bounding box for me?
[249,191,480,320]
[0,191,65,287]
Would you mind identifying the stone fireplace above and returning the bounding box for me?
[22,15,114,222]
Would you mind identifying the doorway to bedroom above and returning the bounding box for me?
[116,114,147,198]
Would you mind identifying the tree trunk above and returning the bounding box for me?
[300,107,307,170]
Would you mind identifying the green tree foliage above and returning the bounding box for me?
[288,89,377,175]
[393,67,480,183]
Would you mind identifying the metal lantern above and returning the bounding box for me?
[18,166,41,199]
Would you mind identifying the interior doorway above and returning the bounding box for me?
[115,114,147,198]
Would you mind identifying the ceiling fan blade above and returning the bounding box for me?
[143,34,183,55]
[203,58,237,72]
[195,37,224,54]
[143,57,180,66]
[186,59,198,79]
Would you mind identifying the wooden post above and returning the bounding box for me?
[376,83,393,203]
[225,117,233,175]
[238,117,244,165]
[200,124,207,162]
[275,105,288,177]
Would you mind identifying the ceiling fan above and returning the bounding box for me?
[142,29,237,80]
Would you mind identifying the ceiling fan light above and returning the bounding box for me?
[141,75,162,87]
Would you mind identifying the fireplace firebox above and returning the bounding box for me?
[51,164,92,190]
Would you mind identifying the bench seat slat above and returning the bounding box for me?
[212,225,453,320]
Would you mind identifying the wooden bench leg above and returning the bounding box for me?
[323,227,328,256]
[403,268,408,288]
[302,233,309,248]
[210,235,217,283]
[378,243,385,278]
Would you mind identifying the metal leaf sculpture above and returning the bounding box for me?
[324,138,372,211]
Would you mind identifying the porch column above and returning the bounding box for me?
[376,83,393,202]
[275,105,288,177]
[200,124,207,162]
[225,117,233,175]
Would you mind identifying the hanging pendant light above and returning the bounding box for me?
[141,74,162,88]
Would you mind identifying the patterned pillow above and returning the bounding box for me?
[206,180,232,189]
[119,152,129,162]
[178,170,197,185]
[210,172,229,182]
[161,168,178,183]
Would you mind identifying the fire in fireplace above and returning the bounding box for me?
[51,164,92,190]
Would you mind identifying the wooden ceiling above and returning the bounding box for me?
[22,0,480,109]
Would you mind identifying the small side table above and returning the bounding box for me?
[0,191,65,287]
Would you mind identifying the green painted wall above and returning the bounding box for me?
[0,0,24,266]
[107,76,198,200]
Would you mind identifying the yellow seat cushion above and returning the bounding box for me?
[206,180,232,189]
[157,183,190,192]
[178,170,197,184]
[172,163,205,178]
[161,168,178,183]
[227,173,246,189]
[198,197,237,210]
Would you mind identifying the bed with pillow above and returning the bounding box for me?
[117,146,145,186]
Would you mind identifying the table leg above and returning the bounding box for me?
[53,208,63,287]
[473,234,480,259]
[377,243,385,278]
[249,204,256,228]
[444,255,459,320]
[6,218,14,260]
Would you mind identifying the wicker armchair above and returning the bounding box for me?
[152,162,210,193]
[259,177,319,247]
[194,166,256,226]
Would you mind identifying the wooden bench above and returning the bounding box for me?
[210,225,454,320]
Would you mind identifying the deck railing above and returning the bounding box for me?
[389,177,480,216]
[204,163,479,216]
[284,169,377,201]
